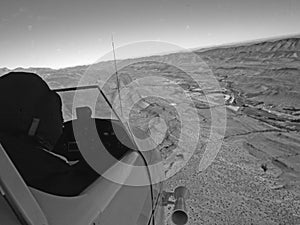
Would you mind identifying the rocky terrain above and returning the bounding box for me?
[1,36,300,224]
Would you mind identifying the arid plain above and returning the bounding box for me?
[1,37,300,225]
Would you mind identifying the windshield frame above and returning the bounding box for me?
[52,84,137,146]
[52,85,123,123]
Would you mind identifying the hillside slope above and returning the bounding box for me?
[1,36,300,224]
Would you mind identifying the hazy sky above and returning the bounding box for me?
[0,0,299,69]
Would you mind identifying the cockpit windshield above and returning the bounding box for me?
[55,85,119,122]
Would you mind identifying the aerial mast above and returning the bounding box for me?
[111,35,123,117]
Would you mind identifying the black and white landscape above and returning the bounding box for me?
[1,36,300,224]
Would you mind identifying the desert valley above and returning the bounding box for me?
[1,36,300,225]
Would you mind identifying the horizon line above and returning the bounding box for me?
[3,32,300,71]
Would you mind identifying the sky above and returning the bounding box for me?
[0,0,299,69]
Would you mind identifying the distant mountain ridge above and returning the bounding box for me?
[195,38,300,59]
[1,36,299,74]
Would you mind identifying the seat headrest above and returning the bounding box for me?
[76,107,92,119]
[0,72,63,149]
